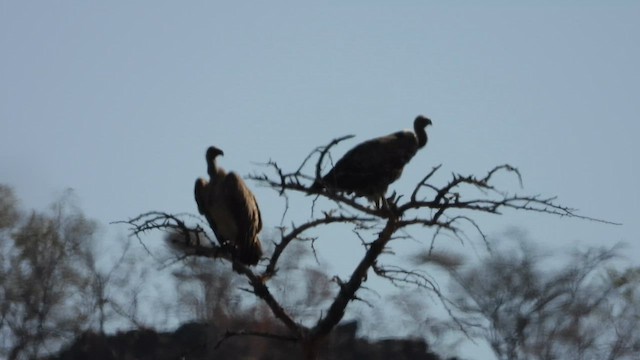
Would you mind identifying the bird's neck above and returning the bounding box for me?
[207,160,226,182]
[415,125,428,148]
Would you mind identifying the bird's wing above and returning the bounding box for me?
[331,131,417,176]
[194,178,209,215]
[194,177,225,244]
[222,172,263,264]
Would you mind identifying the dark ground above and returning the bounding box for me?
[49,321,455,360]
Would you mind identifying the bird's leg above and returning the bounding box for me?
[380,192,401,217]
[217,238,236,259]
[377,194,392,212]
[368,194,383,210]
[381,196,389,211]
[374,196,381,210]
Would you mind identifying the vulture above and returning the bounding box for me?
[311,115,432,204]
[194,146,263,266]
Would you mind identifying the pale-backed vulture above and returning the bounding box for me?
[194,146,263,266]
[311,115,432,204]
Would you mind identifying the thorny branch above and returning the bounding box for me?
[231,263,303,336]
[313,134,355,182]
[118,135,619,357]
[250,136,617,336]
[264,212,376,278]
[116,212,305,340]
[112,211,224,259]
[251,164,384,218]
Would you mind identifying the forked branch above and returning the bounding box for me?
[117,135,618,360]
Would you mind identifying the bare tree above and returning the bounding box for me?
[163,228,335,359]
[0,184,19,230]
[82,236,156,333]
[605,266,640,359]
[171,250,243,326]
[439,235,639,360]
[0,187,98,360]
[120,137,613,359]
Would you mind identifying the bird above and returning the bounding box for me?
[194,146,263,267]
[311,115,432,205]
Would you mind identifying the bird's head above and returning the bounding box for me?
[414,115,432,129]
[206,146,224,161]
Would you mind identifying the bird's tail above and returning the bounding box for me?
[235,238,263,266]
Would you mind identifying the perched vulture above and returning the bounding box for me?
[194,146,263,266]
[311,115,432,204]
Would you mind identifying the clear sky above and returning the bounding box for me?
[1,2,639,359]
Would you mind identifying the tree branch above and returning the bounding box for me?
[312,218,399,338]
[117,137,620,358]
[264,212,376,278]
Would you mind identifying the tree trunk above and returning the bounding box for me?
[302,338,320,360]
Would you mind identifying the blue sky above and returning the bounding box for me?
[1,2,639,358]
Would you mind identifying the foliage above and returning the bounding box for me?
[0,185,149,360]
[442,235,640,360]
[0,187,98,359]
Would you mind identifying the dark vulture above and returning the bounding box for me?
[311,115,432,204]
[194,146,263,266]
